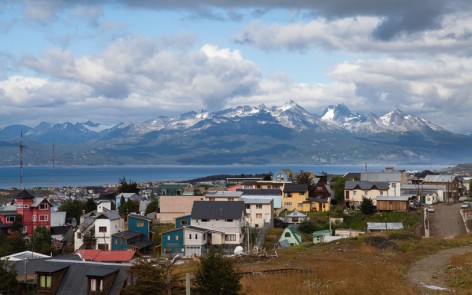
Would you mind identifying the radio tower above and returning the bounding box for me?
[20,131,24,190]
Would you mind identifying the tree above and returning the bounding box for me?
[0,259,19,295]
[118,178,140,194]
[11,215,24,234]
[298,219,317,234]
[469,179,472,196]
[0,232,26,257]
[127,199,140,214]
[145,197,158,215]
[84,198,97,213]
[295,170,314,185]
[30,226,55,255]
[360,197,376,215]
[194,247,242,295]
[125,257,166,295]
[58,199,85,223]
[330,176,346,205]
[118,195,127,215]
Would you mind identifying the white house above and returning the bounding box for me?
[185,201,246,256]
[401,184,447,204]
[241,197,274,228]
[204,191,243,201]
[361,171,407,196]
[74,205,123,251]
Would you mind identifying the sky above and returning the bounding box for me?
[0,0,471,134]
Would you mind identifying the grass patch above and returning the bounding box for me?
[446,252,472,290]
[343,211,421,231]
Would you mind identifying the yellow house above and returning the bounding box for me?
[344,181,389,209]
[306,197,331,212]
[282,183,310,211]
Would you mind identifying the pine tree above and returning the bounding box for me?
[194,247,242,295]
[125,257,166,295]
[360,197,376,215]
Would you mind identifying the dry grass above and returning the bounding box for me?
[446,252,472,293]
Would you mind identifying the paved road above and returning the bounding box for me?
[428,202,466,238]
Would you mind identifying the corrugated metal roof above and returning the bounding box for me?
[241,197,273,204]
[376,196,410,201]
[361,172,401,182]
[205,191,243,198]
[283,183,308,193]
[367,222,404,231]
[423,175,456,183]
[237,189,281,196]
[285,210,307,218]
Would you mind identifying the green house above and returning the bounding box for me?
[312,229,332,244]
[279,225,302,248]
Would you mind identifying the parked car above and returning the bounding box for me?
[427,205,435,213]
[461,202,470,209]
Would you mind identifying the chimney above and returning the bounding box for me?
[80,210,86,224]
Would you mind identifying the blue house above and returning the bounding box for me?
[175,215,191,229]
[161,228,184,256]
[127,214,153,240]
[111,214,154,254]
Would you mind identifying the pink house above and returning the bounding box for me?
[6,190,52,236]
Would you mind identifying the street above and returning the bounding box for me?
[428,202,467,239]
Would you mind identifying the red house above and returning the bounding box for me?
[0,190,52,236]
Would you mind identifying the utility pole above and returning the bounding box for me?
[20,131,24,190]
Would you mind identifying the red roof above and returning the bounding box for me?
[76,249,136,262]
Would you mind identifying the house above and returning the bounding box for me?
[111,213,154,254]
[279,225,302,247]
[175,215,191,228]
[335,228,365,237]
[161,228,185,257]
[361,170,408,196]
[376,195,410,211]
[51,225,74,251]
[242,180,285,190]
[186,201,246,256]
[282,183,309,211]
[1,250,50,261]
[312,229,332,244]
[10,253,130,294]
[312,178,331,199]
[237,189,282,211]
[156,183,192,196]
[306,197,331,212]
[422,175,463,201]
[401,184,447,204]
[283,210,309,224]
[74,208,123,251]
[76,249,136,263]
[0,190,52,236]
[344,181,390,208]
[156,195,204,223]
[241,197,274,228]
[204,190,243,201]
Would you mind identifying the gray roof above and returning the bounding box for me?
[237,189,282,196]
[206,191,243,198]
[184,225,211,232]
[191,201,245,220]
[283,183,308,193]
[241,197,273,204]
[285,210,307,218]
[367,222,404,231]
[1,251,50,261]
[401,184,446,190]
[423,175,456,183]
[12,257,130,295]
[51,211,67,227]
[361,172,402,182]
[96,211,121,221]
[112,230,141,239]
[376,196,410,201]
[345,181,389,190]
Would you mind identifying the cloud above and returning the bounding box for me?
[11,0,472,39]
[235,13,472,57]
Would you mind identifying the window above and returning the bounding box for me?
[189,234,192,239]
[380,192,384,196]
[167,236,170,241]
[180,220,188,226]
[39,275,52,288]
[317,186,323,191]
[39,203,48,210]
[225,219,233,222]
[256,213,262,219]
[195,234,198,239]
[136,221,145,228]
[245,205,250,209]
[114,239,118,245]
[6,216,15,223]
[99,226,107,233]
[286,193,292,198]
[32,215,36,221]
[225,234,236,241]
[299,192,304,196]
[39,215,48,221]
[23,205,29,208]
[297,203,303,208]
[284,202,292,208]
[228,198,234,201]
[89,278,103,292]
[353,191,357,196]
[175,235,179,241]
[256,204,262,209]
[77,232,82,239]
[201,219,208,222]
[208,198,215,201]
[285,232,291,237]
[292,217,299,223]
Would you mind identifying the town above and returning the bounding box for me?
[1,167,472,294]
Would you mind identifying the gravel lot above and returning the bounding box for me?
[428,202,466,238]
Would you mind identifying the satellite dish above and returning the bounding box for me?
[234,246,244,255]
[71,218,77,227]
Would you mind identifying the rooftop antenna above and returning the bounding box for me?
[20,130,24,190]
[52,143,56,188]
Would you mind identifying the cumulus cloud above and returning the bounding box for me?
[236,13,472,57]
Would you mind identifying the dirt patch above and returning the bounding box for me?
[408,246,472,293]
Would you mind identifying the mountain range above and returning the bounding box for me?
[1,101,471,165]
